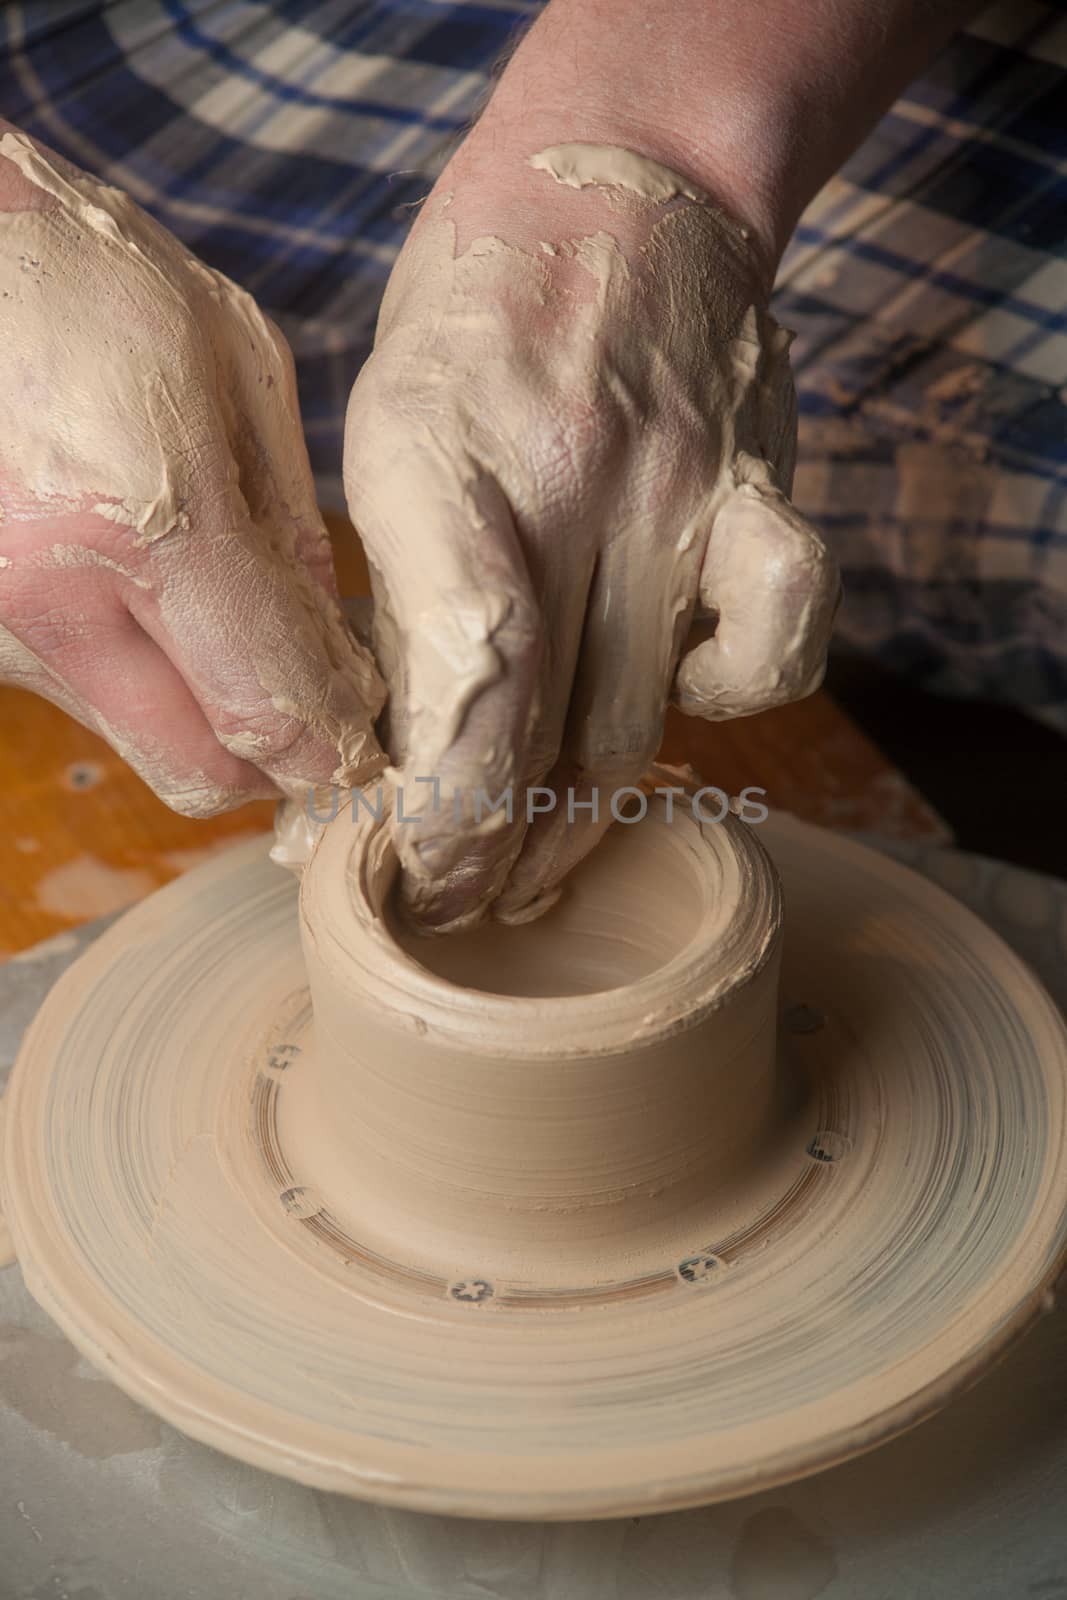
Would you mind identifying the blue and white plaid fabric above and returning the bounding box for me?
[2,1,1065,723]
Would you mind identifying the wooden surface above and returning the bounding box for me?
[0,517,948,957]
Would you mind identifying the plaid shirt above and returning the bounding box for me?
[2,1,1065,724]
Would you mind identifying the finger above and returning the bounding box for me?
[345,385,542,930]
[0,146,56,214]
[213,291,342,602]
[0,125,93,217]
[0,569,272,814]
[72,620,276,814]
[204,307,388,791]
[673,477,839,720]
[362,468,592,929]
[497,532,698,921]
[128,500,385,799]
[455,546,596,927]
[493,759,599,925]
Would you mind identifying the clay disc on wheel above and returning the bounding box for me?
[3,818,1066,1518]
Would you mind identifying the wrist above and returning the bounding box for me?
[446,4,800,277]
[444,0,976,273]
[437,106,778,303]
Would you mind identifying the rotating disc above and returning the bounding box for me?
[3,818,1066,1518]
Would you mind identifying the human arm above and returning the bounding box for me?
[345,0,977,929]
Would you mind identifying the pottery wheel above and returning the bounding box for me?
[3,816,1066,1519]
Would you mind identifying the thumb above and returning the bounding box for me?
[673,467,839,720]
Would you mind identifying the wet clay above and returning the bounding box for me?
[0,1098,12,1268]
[3,809,1066,1517]
[289,794,781,1281]
[528,143,711,205]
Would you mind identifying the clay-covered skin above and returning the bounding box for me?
[0,128,385,815]
[0,115,834,921]
[345,143,838,930]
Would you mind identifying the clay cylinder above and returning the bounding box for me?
[293,792,782,1281]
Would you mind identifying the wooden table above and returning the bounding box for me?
[0,520,948,957]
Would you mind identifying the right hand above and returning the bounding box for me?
[345,140,837,931]
[0,126,384,816]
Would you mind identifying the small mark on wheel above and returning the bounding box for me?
[448,1278,494,1304]
[267,1043,301,1071]
[280,1186,322,1219]
[676,1251,724,1284]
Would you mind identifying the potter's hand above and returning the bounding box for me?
[0,127,384,814]
[345,147,837,930]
